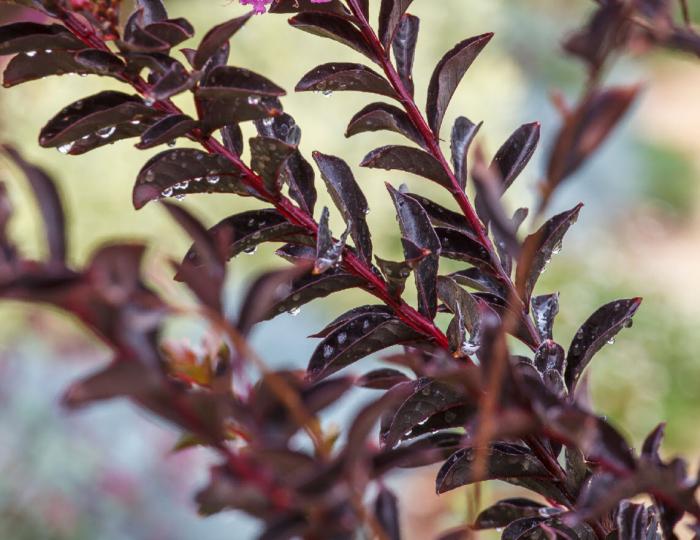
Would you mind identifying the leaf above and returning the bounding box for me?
[269,0,350,15]
[193,13,253,69]
[346,102,424,147]
[311,305,394,338]
[378,0,414,48]
[264,269,365,322]
[132,148,253,209]
[39,91,162,152]
[616,500,658,540]
[392,14,419,97]
[490,122,540,192]
[451,116,481,190]
[435,227,491,270]
[3,146,65,265]
[181,209,307,267]
[501,517,548,540]
[221,124,244,156]
[195,66,285,133]
[254,112,301,146]
[405,194,470,233]
[74,50,126,75]
[531,293,559,341]
[387,186,441,318]
[148,61,196,101]
[435,443,551,494]
[280,152,317,215]
[361,145,452,189]
[565,298,642,390]
[426,33,493,135]
[296,62,396,98]
[641,423,665,464]
[357,368,411,390]
[314,206,350,274]
[288,12,374,60]
[136,113,197,149]
[374,487,401,540]
[450,268,506,297]
[307,313,421,381]
[0,22,84,55]
[563,1,628,70]
[312,152,372,262]
[381,377,472,448]
[533,340,566,376]
[2,49,118,87]
[138,0,168,24]
[249,136,296,195]
[375,255,414,297]
[515,204,582,305]
[474,498,546,530]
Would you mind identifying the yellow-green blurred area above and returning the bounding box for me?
[1,1,700,539]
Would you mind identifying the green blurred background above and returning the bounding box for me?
[1,0,699,538]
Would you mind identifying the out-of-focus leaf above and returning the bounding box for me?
[193,13,253,69]
[515,204,582,306]
[392,14,419,97]
[311,305,394,338]
[307,313,421,381]
[137,113,197,149]
[288,12,374,60]
[426,33,493,135]
[641,423,665,465]
[374,487,401,540]
[133,148,253,209]
[378,0,413,48]
[451,116,481,190]
[531,293,559,341]
[313,151,372,262]
[346,102,424,147]
[474,498,546,530]
[388,186,441,318]
[565,298,642,390]
[362,145,452,189]
[296,62,396,98]
[357,368,411,390]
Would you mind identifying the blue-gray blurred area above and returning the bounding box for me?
[1,0,700,538]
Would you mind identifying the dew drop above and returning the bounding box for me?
[81,134,90,141]
[174,194,185,201]
[337,332,347,345]
[96,125,116,138]
[44,48,52,54]
[144,170,155,182]
[624,319,633,329]
[289,306,301,316]
[292,293,301,302]
[162,187,173,197]
[247,95,260,105]
[607,337,616,345]
[421,386,431,396]
[57,142,74,154]
[144,96,155,106]
[323,344,334,358]
[247,218,255,227]
[262,117,274,127]
[26,50,37,57]
[207,175,220,184]
[180,180,189,189]
[243,246,257,255]
[322,89,333,97]
[130,119,140,125]
[362,319,370,331]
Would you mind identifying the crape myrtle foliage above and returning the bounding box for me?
[0,0,699,538]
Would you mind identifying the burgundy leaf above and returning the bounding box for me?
[311,305,394,338]
[515,204,582,306]
[533,340,566,376]
[288,12,374,60]
[193,13,253,70]
[501,517,549,540]
[449,268,506,297]
[378,0,414,49]
[2,49,118,87]
[132,148,252,209]
[138,0,168,24]
[295,62,396,98]
[148,61,197,101]
[490,122,540,192]
[269,0,350,14]
[314,206,350,274]
[254,113,301,146]
[435,227,491,270]
[531,293,559,341]
[346,102,424,147]
[74,49,125,75]
[405,193,470,233]
[221,124,244,156]
[39,91,162,151]
[392,14,419,97]
[361,145,452,189]
[374,487,401,540]
[426,33,493,135]
[565,298,642,390]
[136,114,197,149]
[3,146,65,265]
[387,186,441,318]
[280,152,317,216]
[474,498,546,530]
[0,22,84,55]
[357,368,411,390]
[451,116,481,190]
[375,255,414,297]
[313,151,372,262]
[249,136,296,195]
[307,313,421,381]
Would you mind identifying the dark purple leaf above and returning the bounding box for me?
[269,0,350,15]
[74,49,125,75]
[378,0,414,48]
[39,91,162,151]
[392,14,419,97]
[3,146,65,265]
[148,61,196,101]
[279,152,317,215]
[450,268,506,297]
[374,487,401,540]
[249,136,296,195]
[221,124,244,156]
[375,255,414,297]
[254,113,301,146]
[435,443,551,494]
[346,102,424,147]
[312,152,372,262]
[314,206,350,274]
[565,298,642,390]
[515,204,583,305]
[361,145,452,189]
[193,13,253,69]
[307,313,421,381]
[295,62,396,98]
[2,49,117,87]
[616,500,657,540]
[381,377,471,448]
[357,368,411,390]
[132,148,253,209]
[501,517,548,540]
[144,19,194,47]
[373,432,465,473]
[311,305,394,338]
[531,293,559,341]
[0,22,84,55]
[563,1,628,70]
[426,33,493,135]
[474,498,546,530]
[451,116,481,190]
[641,423,665,464]
[533,340,566,376]
[288,12,374,60]
[264,269,364,322]
[136,114,197,149]
[387,186,441,318]
[138,0,168,24]
[405,194,470,233]
[435,227,491,270]
[490,122,540,192]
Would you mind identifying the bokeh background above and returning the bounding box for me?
[0,0,699,538]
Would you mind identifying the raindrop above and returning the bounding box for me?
[323,344,334,358]
[322,89,333,97]
[207,175,220,184]
[96,125,116,138]
[607,337,616,345]
[362,319,370,331]
[247,218,256,227]
[262,117,274,127]
[81,134,90,141]
[421,386,431,396]
[243,246,257,255]
[167,140,176,148]
[193,177,202,182]
[624,319,634,329]
[162,187,173,197]
[26,50,37,57]
[292,293,301,302]
[289,306,301,316]
[130,119,140,125]
[538,507,559,517]
[144,170,155,182]
[144,96,155,106]
[247,95,260,105]
[44,48,52,54]
[180,180,190,189]
[174,194,185,201]
[551,240,563,255]
[337,332,347,345]
[57,142,74,154]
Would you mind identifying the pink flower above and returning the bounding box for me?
[239,0,332,14]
